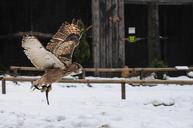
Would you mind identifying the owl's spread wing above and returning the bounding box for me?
[46,20,81,63]
[22,35,65,70]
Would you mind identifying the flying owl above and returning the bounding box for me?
[22,19,83,105]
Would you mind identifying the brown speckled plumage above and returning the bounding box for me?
[46,20,81,62]
[22,19,82,105]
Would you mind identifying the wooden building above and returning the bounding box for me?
[0,0,192,72]
[92,0,193,69]
[123,0,193,67]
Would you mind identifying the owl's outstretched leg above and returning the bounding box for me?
[32,80,52,105]
[41,85,47,92]
[45,84,52,105]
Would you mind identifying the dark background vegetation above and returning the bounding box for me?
[0,0,92,71]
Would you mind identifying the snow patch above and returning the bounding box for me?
[0,76,193,128]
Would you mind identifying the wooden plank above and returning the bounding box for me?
[124,0,193,5]
[92,0,100,72]
[100,0,106,71]
[147,1,161,64]
[0,32,52,39]
[3,76,193,85]
[112,0,118,68]
[118,0,125,67]
[10,66,43,71]
[10,66,193,72]
[107,0,112,69]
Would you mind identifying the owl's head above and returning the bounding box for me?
[55,19,82,41]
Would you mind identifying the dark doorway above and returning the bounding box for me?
[124,4,193,67]
[159,5,193,66]
[124,4,148,67]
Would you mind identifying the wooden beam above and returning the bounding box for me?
[92,0,100,72]
[0,32,52,39]
[84,67,193,72]
[124,0,193,5]
[10,66,193,73]
[118,0,125,67]
[10,66,43,71]
[147,1,161,65]
[3,76,193,85]
[2,76,193,99]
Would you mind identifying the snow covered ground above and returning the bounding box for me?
[0,76,193,128]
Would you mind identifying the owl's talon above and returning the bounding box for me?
[41,86,47,92]
[47,85,52,92]
[45,85,52,105]
[32,84,41,90]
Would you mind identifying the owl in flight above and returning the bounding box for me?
[22,19,83,105]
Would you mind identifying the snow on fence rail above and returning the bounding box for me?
[1,76,193,99]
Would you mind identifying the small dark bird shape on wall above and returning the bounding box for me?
[22,19,83,105]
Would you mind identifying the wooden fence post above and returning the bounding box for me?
[2,79,6,94]
[139,71,143,80]
[121,82,126,99]
[81,70,86,79]
[13,69,18,76]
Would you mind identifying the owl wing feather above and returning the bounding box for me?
[22,35,65,70]
[22,20,83,105]
[46,20,81,64]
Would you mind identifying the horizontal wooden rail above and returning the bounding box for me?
[10,66,193,72]
[2,76,193,85]
[10,66,44,71]
[9,66,193,80]
[84,67,193,72]
[2,76,193,99]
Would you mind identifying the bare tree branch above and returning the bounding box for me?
[0,31,53,39]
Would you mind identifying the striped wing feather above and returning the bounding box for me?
[46,20,81,63]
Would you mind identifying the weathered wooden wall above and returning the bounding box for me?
[92,0,125,71]
[124,0,193,5]
[124,3,193,67]
[147,1,161,65]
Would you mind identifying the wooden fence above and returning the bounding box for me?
[10,66,193,79]
[1,76,193,99]
[0,66,192,99]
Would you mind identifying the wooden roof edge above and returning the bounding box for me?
[124,0,193,5]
